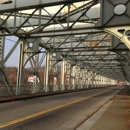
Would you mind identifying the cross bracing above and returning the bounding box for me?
[0,0,130,95]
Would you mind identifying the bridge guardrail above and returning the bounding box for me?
[0,84,113,96]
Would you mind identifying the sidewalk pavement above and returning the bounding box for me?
[77,85,130,130]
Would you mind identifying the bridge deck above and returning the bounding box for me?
[0,85,129,130]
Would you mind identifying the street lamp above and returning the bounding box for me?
[0,0,12,4]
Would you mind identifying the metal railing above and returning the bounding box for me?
[0,83,115,96]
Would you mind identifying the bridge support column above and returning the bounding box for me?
[16,39,25,95]
[85,78,88,88]
[44,52,50,92]
[32,53,39,93]
[86,71,89,88]
[71,66,75,90]
[82,70,87,89]
[87,71,91,88]
[61,59,65,90]
[0,30,13,95]
[80,70,83,89]
[91,72,94,88]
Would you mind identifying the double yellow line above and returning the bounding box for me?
[0,89,110,129]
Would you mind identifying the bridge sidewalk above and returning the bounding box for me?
[77,85,130,130]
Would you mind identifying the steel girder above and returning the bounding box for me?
[97,0,130,49]
[0,1,99,36]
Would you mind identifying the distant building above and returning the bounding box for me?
[28,76,39,83]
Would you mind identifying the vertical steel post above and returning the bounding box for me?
[32,45,39,93]
[94,73,96,87]
[0,30,5,90]
[88,71,90,88]
[16,40,24,95]
[44,52,50,92]
[80,70,84,89]
[61,58,65,90]
[91,72,94,88]
[93,73,95,88]
[79,70,82,89]
[0,30,13,95]
[85,71,88,88]
[71,66,75,89]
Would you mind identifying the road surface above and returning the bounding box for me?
[0,87,122,130]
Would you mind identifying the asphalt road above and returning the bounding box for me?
[0,87,123,130]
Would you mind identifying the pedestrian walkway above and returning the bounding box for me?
[77,85,130,130]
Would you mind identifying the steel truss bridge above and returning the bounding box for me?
[0,0,130,95]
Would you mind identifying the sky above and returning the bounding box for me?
[5,36,19,67]
[4,36,45,68]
